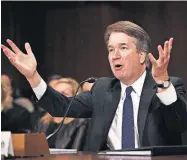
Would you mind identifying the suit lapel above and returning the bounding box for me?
[138,72,157,145]
[102,80,121,133]
[101,73,157,146]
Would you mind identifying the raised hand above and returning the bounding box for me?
[148,38,173,84]
[1,39,37,79]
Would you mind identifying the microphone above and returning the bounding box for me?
[46,77,97,140]
[83,77,97,83]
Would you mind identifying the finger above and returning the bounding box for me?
[1,44,7,50]
[1,44,16,59]
[25,42,33,55]
[148,53,157,66]
[6,39,22,55]
[157,45,164,63]
[9,57,17,67]
[164,41,169,58]
[168,37,174,52]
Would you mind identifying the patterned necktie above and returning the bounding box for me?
[122,86,135,149]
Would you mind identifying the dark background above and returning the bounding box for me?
[1,1,187,96]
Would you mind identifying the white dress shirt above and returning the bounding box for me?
[108,70,177,149]
[32,71,177,150]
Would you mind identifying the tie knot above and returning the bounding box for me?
[125,86,133,96]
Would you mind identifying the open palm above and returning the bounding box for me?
[1,39,37,79]
[148,38,173,82]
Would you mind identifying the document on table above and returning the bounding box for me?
[49,148,77,154]
[98,145,187,156]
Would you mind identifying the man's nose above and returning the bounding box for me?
[112,49,121,59]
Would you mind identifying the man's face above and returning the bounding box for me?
[108,32,146,84]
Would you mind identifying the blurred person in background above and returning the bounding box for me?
[34,77,88,150]
[81,78,97,92]
[29,74,63,128]
[35,76,79,127]
[47,74,63,88]
[1,77,32,133]
[1,74,34,112]
[82,82,94,92]
[1,74,22,99]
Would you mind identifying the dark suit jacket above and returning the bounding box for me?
[37,72,187,152]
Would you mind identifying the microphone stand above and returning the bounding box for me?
[46,77,96,140]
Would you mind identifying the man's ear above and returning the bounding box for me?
[139,52,146,64]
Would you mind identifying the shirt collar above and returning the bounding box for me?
[120,70,147,99]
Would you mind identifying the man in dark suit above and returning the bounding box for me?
[2,21,187,152]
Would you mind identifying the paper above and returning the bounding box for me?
[98,150,151,156]
[98,145,187,156]
[49,148,77,154]
[1,132,14,157]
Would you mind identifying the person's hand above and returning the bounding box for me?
[1,39,37,79]
[148,38,173,84]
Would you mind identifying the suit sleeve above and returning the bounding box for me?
[37,86,93,118]
[162,77,187,133]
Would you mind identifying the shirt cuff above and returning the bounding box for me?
[32,78,47,100]
[156,83,177,105]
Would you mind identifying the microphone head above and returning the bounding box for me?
[85,77,97,83]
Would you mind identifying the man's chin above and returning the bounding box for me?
[114,74,123,80]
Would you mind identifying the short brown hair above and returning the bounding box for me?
[104,21,151,54]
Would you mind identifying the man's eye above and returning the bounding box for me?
[121,46,127,50]
[109,48,114,53]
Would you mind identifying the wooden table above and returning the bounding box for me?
[6,153,187,160]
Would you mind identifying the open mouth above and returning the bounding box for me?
[114,64,123,70]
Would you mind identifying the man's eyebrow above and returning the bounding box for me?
[108,43,127,48]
